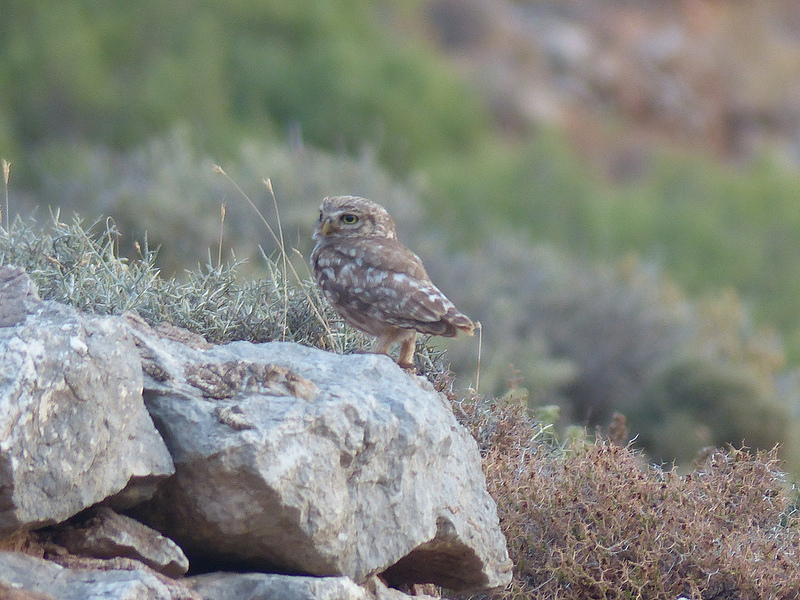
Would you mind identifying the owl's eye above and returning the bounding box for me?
[341,214,359,225]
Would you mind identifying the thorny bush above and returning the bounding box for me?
[455,394,800,600]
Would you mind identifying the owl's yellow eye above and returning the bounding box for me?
[341,214,359,225]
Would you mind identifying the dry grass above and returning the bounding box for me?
[456,394,800,600]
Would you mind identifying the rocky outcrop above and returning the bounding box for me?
[0,269,174,536]
[130,323,511,590]
[0,265,511,598]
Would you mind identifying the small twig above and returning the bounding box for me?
[105,216,120,259]
[2,159,10,231]
[213,165,282,250]
[475,320,483,393]
[264,178,288,340]
[218,203,226,268]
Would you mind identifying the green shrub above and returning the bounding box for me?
[631,357,790,465]
[430,131,800,363]
[0,212,342,348]
[429,239,794,469]
[0,0,489,175]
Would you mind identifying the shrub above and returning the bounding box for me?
[430,132,800,364]
[631,356,791,465]
[0,1,489,172]
[457,395,800,600]
[431,237,793,470]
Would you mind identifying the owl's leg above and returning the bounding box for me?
[374,328,399,357]
[374,327,417,370]
[397,330,417,371]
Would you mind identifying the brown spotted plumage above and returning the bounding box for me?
[311,195,474,369]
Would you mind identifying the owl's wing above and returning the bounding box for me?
[347,238,431,279]
[326,239,470,336]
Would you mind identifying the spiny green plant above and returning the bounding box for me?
[0,208,448,378]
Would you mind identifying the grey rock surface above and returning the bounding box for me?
[51,506,188,577]
[0,266,41,327]
[131,320,511,591]
[0,267,174,535]
[185,572,434,600]
[186,572,368,600]
[0,550,197,600]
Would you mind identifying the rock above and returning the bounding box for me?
[49,506,189,577]
[185,572,368,600]
[0,266,41,327]
[0,267,510,593]
[130,320,511,592]
[0,550,198,600]
[186,572,435,600]
[0,582,57,600]
[0,268,174,536]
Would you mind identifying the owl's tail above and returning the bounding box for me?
[444,310,475,337]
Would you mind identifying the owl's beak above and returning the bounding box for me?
[321,220,334,236]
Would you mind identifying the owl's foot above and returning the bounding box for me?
[397,359,417,373]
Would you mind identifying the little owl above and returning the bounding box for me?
[311,195,474,369]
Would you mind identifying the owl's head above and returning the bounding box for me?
[314,196,398,241]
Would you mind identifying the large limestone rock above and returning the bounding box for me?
[0,266,174,536]
[0,550,198,600]
[131,319,512,591]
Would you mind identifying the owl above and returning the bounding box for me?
[311,195,474,369]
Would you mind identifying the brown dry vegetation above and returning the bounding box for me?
[455,396,800,600]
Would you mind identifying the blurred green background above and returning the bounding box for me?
[3,0,800,470]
